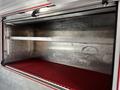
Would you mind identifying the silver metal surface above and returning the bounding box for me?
[0,66,52,90]
[10,36,114,44]
[0,0,49,16]
[4,26,34,63]
[0,18,2,63]
[0,0,104,15]
[5,5,116,24]
[0,0,117,16]
[112,1,120,90]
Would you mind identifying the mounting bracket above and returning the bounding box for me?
[102,0,109,5]
[31,9,39,17]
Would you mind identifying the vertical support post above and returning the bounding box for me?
[112,1,120,90]
[0,17,2,64]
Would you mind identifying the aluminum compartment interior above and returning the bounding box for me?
[3,5,117,75]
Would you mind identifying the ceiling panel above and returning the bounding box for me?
[0,0,117,16]
[0,0,49,15]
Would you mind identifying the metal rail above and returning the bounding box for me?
[10,36,114,45]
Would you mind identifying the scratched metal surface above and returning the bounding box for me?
[0,0,104,16]
[4,12,116,74]
[0,66,51,90]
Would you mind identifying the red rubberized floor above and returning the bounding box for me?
[7,58,112,90]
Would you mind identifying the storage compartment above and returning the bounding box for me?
[2,5,117,90]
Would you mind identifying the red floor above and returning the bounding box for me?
[7,58,112,90]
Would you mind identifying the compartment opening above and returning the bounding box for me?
[3,8,116,90]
